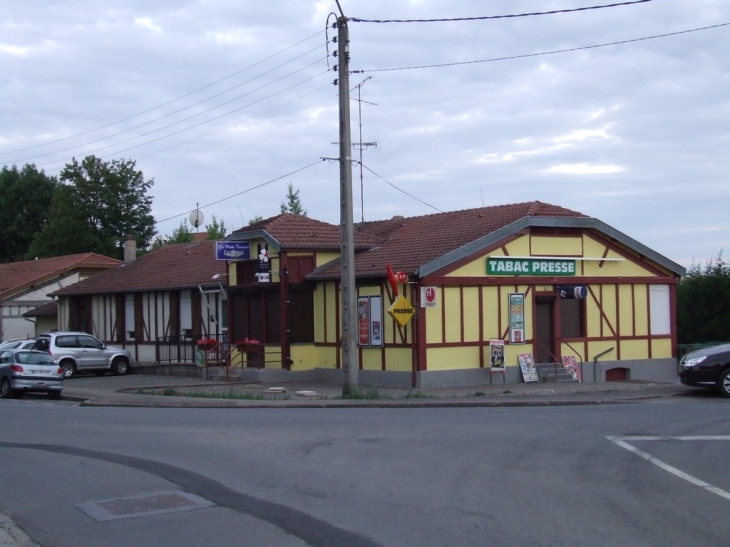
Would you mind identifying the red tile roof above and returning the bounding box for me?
[231,213,375,250]
[52,241,224,296]
[309,201,587,279]
[0,253,121,298]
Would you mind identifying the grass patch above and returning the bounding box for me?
[403,390,432,399]
[473,390,486,397]
[150,387,290,400]
[336,386,391,400]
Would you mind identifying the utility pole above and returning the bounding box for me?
[335,1,357,395]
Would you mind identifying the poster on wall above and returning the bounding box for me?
[562,355,580,381]
[257,243,270,282]
[518,353,540,383]
[421,286,438,308]
[358,296,384,347]
[369,295,383,347]
[509,293,525,344]
[489,339,505,370]
[358,297,370,346]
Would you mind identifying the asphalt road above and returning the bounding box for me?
[1,398,729,546]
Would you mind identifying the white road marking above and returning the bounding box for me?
[608,436,730,502]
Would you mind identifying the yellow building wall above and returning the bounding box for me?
[384,348,413,372]
[481,287,501,341]
[443,287,462,343]
[463,287,480,342]
[651,338,672,358]
[425,289,443,344]
[633,285,649,336]
[618,285,634,336]
[316,252,340,267]
[620,339,649,360]
[531,235,582,256]
[361,349,382,371]
[427,346,480,371]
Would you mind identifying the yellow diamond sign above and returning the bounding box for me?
[388,295,415,327]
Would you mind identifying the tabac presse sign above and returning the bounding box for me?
[487,257,576,276]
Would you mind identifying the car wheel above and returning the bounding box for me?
[60,361,76,379]
[112,357,129,376]
[717,369,730,398]
[48,390,62,400]
[0,378,13,399]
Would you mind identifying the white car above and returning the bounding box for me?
[34,332,134,379]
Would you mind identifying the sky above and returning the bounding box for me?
[1,0,728,269]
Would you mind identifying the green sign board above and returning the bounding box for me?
[487,257,576,276]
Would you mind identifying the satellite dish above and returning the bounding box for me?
[189,209,204,228]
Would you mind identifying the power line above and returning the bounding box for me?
[135,83,334,163]
[355,22,730,74]
[0,29,326,157]
[10,55,328,166]
[34,67,331,170]
[155,159,326,226]
[350,0,652,24]
[359,163,442,213]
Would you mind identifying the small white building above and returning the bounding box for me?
[0,253,120,341]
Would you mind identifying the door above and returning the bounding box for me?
[77,334,108,368]
[535,299,555,363]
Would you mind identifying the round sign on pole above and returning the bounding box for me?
[189,209,204,228]
[396,271,407,283]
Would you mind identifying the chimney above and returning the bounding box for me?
[123,235,137,262]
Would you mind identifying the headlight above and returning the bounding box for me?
[683,356,707,367]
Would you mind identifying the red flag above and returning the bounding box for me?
[386,264,399,297]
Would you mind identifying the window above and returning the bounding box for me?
[650,285,671,335]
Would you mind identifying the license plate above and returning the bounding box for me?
[32,370,52,375]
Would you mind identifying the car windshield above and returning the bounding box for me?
[16,352,56,365]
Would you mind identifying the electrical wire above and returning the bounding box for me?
[34,67,331,170]
[0,29,326,157]
[359,163,442,213]
[155,159,326,226]
[349,0,652,23]
[10,54,328,166]
[355,22,730,74]
[135,83,334,163]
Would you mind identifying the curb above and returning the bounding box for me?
[0,514,39,547]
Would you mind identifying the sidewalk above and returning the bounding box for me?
[58,373,691,408]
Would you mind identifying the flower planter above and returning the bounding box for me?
[197,342,217,351]
[237,344,259,353]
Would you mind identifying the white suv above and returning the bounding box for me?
[34,332,134,378]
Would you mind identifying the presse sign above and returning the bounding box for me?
[487,257,576,276]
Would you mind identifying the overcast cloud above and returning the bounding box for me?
[1,0,728,268]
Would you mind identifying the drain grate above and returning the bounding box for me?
[77,491,215,521]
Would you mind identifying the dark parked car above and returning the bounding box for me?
[679,343,730,397]
[0,349,63,399]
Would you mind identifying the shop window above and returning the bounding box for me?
[560,298,585,339]
[290,290,314,343]
[649,285,670,335]
[235,261,258,285]
[288,256,314,283]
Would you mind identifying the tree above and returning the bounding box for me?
[205,215,227,240]
[677,253,730,344]
[0,164,58,262]
[248,215,264,226]
[280,182,306,215]
[27,156,156,260]
[151,220,193,248]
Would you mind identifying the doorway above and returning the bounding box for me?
[535,297,555,363]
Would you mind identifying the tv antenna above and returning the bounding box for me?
[352,77,377,222]
[189,203,204,234]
